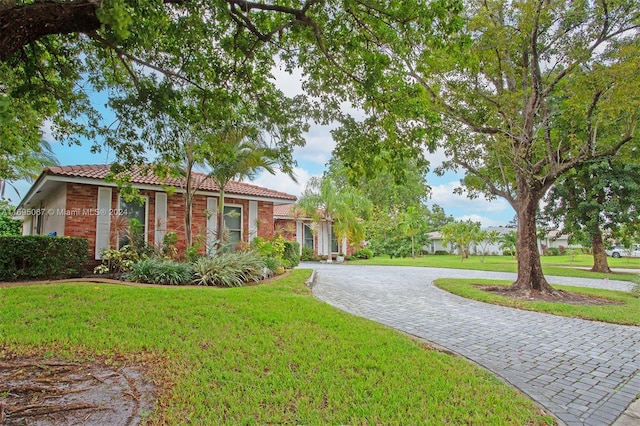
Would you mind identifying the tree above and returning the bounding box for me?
[475,230,501,262]
[398,205,428,258]
[500,231,517,258]
[204,126,288,251]
[317,0,640,295]
[0,139,58,199]
[543,157,640,273]
[440,219,483,261]
[425,204,455,232]
[296,176,371,255]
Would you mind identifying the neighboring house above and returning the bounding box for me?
[427,226,578,255]
[273,204,351,259]
[14,165,297,260]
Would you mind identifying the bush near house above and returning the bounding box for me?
[283,241,300,268]
[0,236,89,281]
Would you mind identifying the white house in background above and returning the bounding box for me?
[426,226,577,255]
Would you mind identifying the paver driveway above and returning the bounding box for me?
[307,263,640,426]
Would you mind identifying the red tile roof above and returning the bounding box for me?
[273,204,295,216]
[273,203,327,220]
[44,165,297,201]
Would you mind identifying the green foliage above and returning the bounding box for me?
[193,251,266,287]
[161,231,179,259]
[185,243,202,263]
[282,241,300,268]
[0,270,553,425]
[300,246,319,261]
[126,258,194,285]
[262,256,282,275]
[440,220,483,261]
[0,201,21,236]
[353,248,374,259]
[499,231,517,257]
[255,235,286,258]
[94,245,139,277]
[296,177,371,247]
[0,236,88,281]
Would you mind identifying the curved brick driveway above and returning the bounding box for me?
[307,263,640,426]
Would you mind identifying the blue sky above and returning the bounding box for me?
[8,69,515,226]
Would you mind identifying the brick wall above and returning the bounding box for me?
[63,183,281,257]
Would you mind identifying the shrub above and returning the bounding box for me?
[0,236,89,281]
[127,258,194,285]
[434,250,449,255]
[193,251,266,287]
[252,236,285,258]
[353,248,374,259]
[283,241,300,268]
[0,201,21,236]
[262,256,281,276]
[300,246,318,261]
[94,245,140,278]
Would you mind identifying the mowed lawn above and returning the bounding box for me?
[0,270,554,425]
[348,253,640,282]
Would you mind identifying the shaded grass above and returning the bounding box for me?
[435,278,640,326]
[0,270,554,425]
[348,254,640,282]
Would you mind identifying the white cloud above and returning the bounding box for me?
[457,214,507,228]
[427,181,514,226]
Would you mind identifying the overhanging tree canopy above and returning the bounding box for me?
[314,0,640,295]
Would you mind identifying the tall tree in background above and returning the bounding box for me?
[543,156,640,273]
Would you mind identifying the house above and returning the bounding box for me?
[273,204,351,259]
[427,226,578,255]
[14,165,297,260]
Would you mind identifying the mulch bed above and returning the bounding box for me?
[476,285,624,305]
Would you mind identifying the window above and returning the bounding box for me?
[304,224,314,249]
[331,226,339,253]
[119,196,148,247]
[224,205,242,246]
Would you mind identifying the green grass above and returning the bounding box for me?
[435,278,640,326]
[0,270,554,425]
[348,253,640,281]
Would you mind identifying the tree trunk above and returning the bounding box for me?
[184,170,193,249]
[216,188,225,250]
[511,192,556,294]
[590,228,611,273]
[0,0,100,61]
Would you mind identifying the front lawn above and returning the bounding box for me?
[0,270,554,425]
[348,253,640,282]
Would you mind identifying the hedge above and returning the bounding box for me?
[0,236,89,281]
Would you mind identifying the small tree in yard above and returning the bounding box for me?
[398,205,428,258]
[475,230,501,263]
[440,220,483,261]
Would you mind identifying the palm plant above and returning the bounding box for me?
[296,176,371,256]
[1,139,58,199]
[398,205,427,258]
[203,126,291,250]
